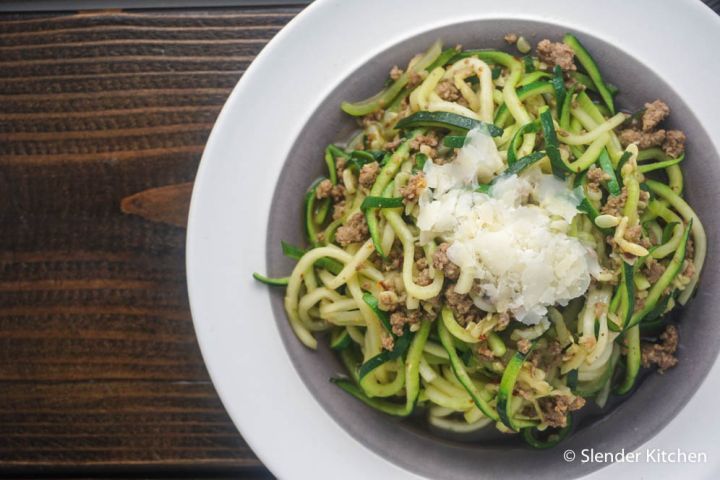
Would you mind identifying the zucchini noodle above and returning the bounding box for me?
[255,35,706,447]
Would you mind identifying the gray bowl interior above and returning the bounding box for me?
[265,18,720,480]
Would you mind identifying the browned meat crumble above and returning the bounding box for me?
[400,172,427,204]
[335,212,369,246]
[642,100,670,132]
[358,161,380,189]
[539,396,585,428]
[536,39,576,71]
[432,242,461,280]
[641,325,679,373]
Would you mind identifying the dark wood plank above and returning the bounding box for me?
[121,182,193,227]
[0,6,301,475]
[0,381,251,463]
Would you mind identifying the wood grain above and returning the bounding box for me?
[0,6,301,477]
[121,182,193,227]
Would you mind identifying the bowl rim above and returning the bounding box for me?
[186,1,720,478]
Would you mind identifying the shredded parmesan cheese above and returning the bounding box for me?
[417,127,601,325]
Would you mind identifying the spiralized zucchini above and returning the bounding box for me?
[254,34,705,447]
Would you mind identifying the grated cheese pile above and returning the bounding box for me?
[416,127,601,325]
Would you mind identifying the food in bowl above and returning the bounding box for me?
[254,34,706,447]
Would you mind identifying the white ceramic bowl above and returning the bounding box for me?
[187,1,720,478]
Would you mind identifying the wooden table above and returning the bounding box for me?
[3,2,720,478]
[0,5,304,478]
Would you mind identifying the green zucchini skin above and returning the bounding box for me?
[522,414,574,449]
[365,133,419,257]
[497,344,538,431]
[573,171,611,236]
[539,107,570,178]
[331,318,432,417]
[442,135,466,149]
[550,65,566,117]
[568,71,619,96]
[304,177,327,247]
[396,111,503,137]
[598,148,621,196]
[506,121,540,165]
[341,41,443,117]
[330,378,410,416]
[426,46,461,71]
[330,329,351,350]
[494,81,554,126]
[251,272,290,286]
[356,293,411,380]
[615,325,641,396]
[616,224,691,395]
[360,196,404,211]
[609,262,635,332]
[624,221,692,330]
[281,241,343,275]
[504,151,547,177]
[438,318,499,422]
[637,155,684,174]
[559,85,575,129]
[563,33,615,114]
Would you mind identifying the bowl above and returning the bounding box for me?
[187,1,720,478]
[264,18,719,480]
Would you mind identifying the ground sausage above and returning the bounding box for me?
[389,309,422,336]
[377,290,401,312]
[389,65,403,81]
[407,70,423,89]
[528,339,563,370]
[328,184,346,203]
[494,312,510,332]
[504,32,518,44]
[601,186,628,216]
[410,133,439,151]
[476,343,495,361]
[638,190,650,214]
[444,285,481,326]
[634,293,647,312]
[539,395,586,428]
[381,333,395,351]
[643,258,666,283]
[682,259,696,279]
[545,340,564,370]
[624,224,642,243]
[335,212,369,246]
[385,135,402,151]
[400,172,427,204]
[382,244,403,272]
[409,133,439,159]
[361,110,384,129]
[436,80,462,102]
[642,100,670,132]
[641,324,679,372]
[358,161,380,190]
[586,166,610,191]
[686,237,695,259]
[315,179,333,199]
[517,339,531,355]
[332,200,346,221]
[432,242,461,280]
[536,39,576,71]
[618,128,666,149]
[335,157,346,178]
[663,130,686,158]
[414,257,434,287]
